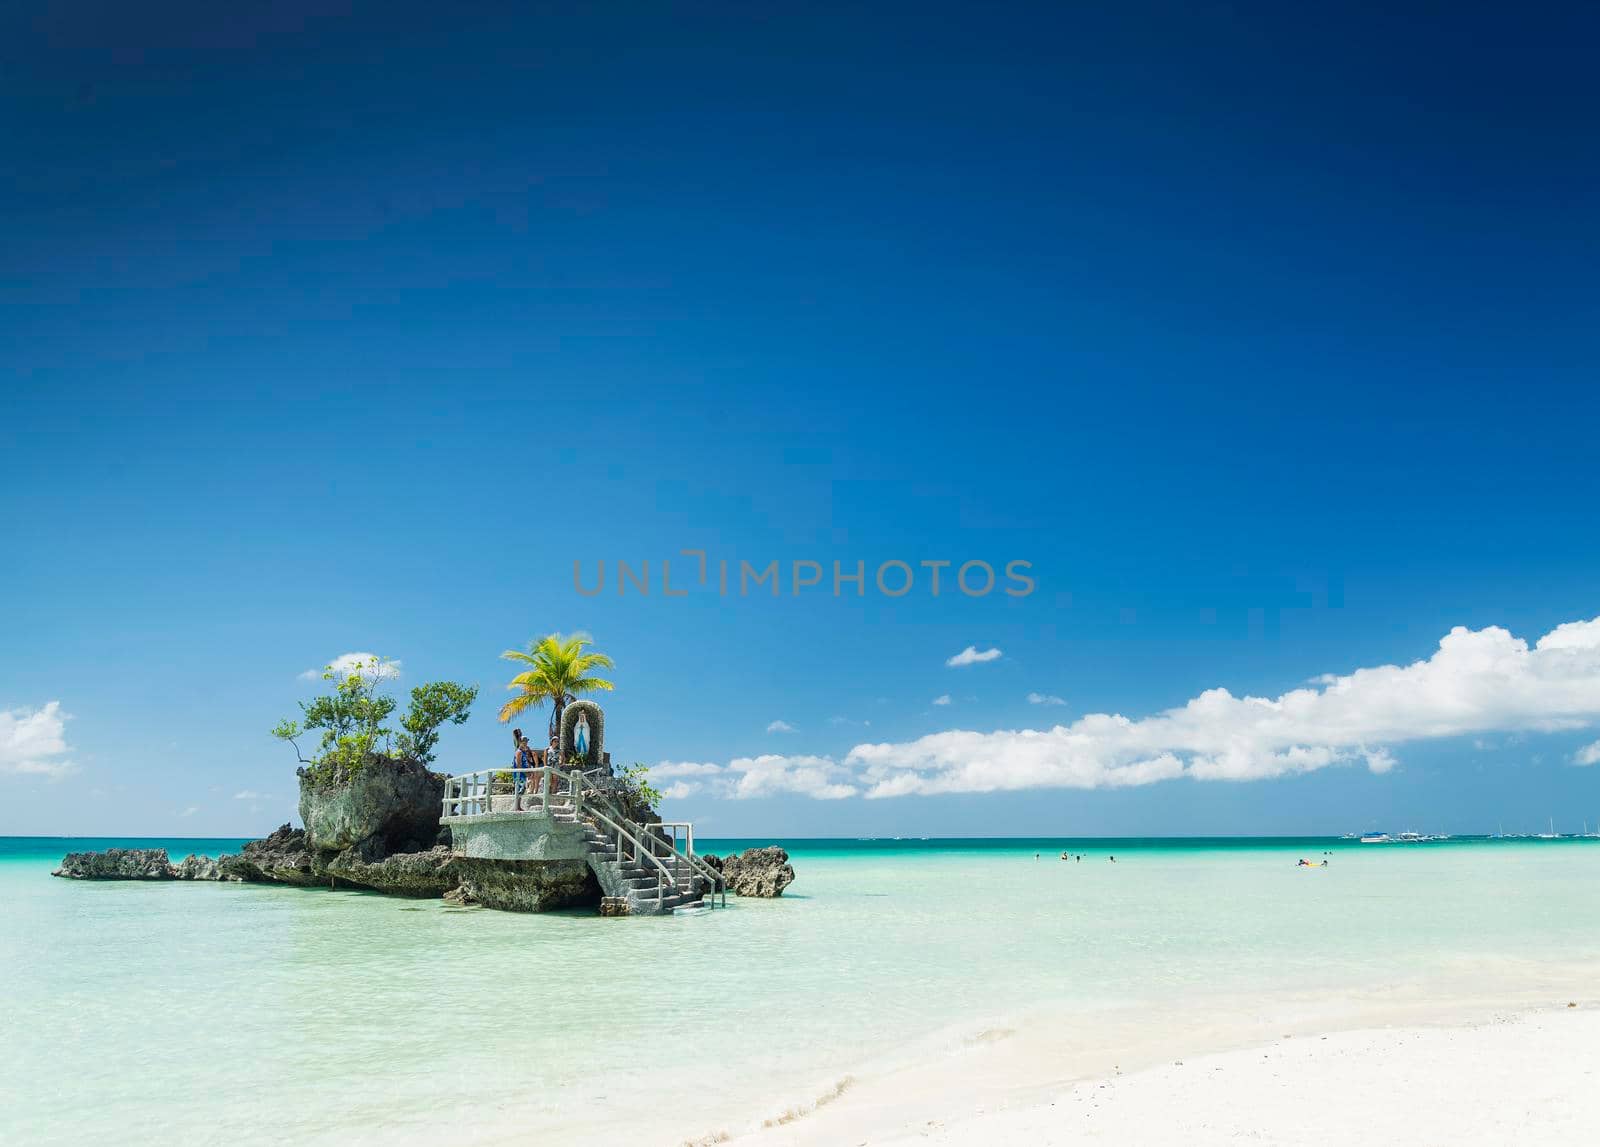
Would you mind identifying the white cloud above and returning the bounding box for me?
[179,806,199,818]
[1027,692,1067,706]
[827,716,871,727]
[932,694,952,706]
[650,755,855,800]
[1363,747,1398,774]
[766,720,796,734]
[233,790,265,800]
[300,653,401,682]
[648,761,725,778]
[946,646,1002,667]
[645,761,726,801]
[639,617,1600,805]
[845,617,1600,797]
[727,754,857,800]
[0,701,76,779]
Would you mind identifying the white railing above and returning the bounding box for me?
[573,775,726,908]
[582,801,680,903]
[441,765,581,817]
[648,819,726,908]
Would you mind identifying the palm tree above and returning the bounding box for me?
[498,631,615,740]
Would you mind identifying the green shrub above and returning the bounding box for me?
[273,657,478,783]
[620,762,663,814]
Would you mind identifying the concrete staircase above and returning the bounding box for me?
[548,801,711,916]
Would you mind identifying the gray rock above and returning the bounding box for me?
[322,844,458,897]
[704,846,796,897]
[221,823,320,885]
[452,858,598,912]
[599,896,631,917]
[174,853,238,881]
[581,767,658,828]
[53,848,176,880]
[297,753,445,856]
[54,849,248,882]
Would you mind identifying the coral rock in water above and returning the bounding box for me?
[53,848,179,880]
[298,753,445,856]
[703,846,796,897]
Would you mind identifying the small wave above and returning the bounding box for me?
[760,1075,856,1128]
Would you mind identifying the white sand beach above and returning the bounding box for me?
[717,1000,1600,1146]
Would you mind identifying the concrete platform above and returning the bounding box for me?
[442,810,590,861]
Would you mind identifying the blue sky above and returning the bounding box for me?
[3,2,1599,837]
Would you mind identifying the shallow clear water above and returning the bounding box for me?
[5,835,1600,1144]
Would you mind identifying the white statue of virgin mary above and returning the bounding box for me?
[573,711,591,757]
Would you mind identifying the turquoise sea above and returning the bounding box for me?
[5,835,1600,1144]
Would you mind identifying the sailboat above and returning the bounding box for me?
[1536,817,1559,840]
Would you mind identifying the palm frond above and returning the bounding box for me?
[565,676,614,693]
[497,693,537,722]
[496,631,617,722]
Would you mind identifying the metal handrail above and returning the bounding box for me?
[576,777,726,908]
[646,819,727,908]
[581,802,681,902]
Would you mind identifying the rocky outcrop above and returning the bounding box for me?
[53,848,242,882]
[175,853,236,881]
[580,770,658,829]
[704,846,796,897]
[280,756,459,895]
[220,824,320,885]
[54,848,184,880]
[52,755,745,916]
[322,844,459,897]
[452,857,598,912]
[298,754,445,855]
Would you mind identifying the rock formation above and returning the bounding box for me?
[219,824,319,885]
[52,756,453,896]
[321,842,459,897]
[174,853,233,881]
[282,755,463,896]
[451,857,599,912]
[298,753,444,855]
[52,754,798,913]
[55,848,191,880]
[703,846,796,897]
